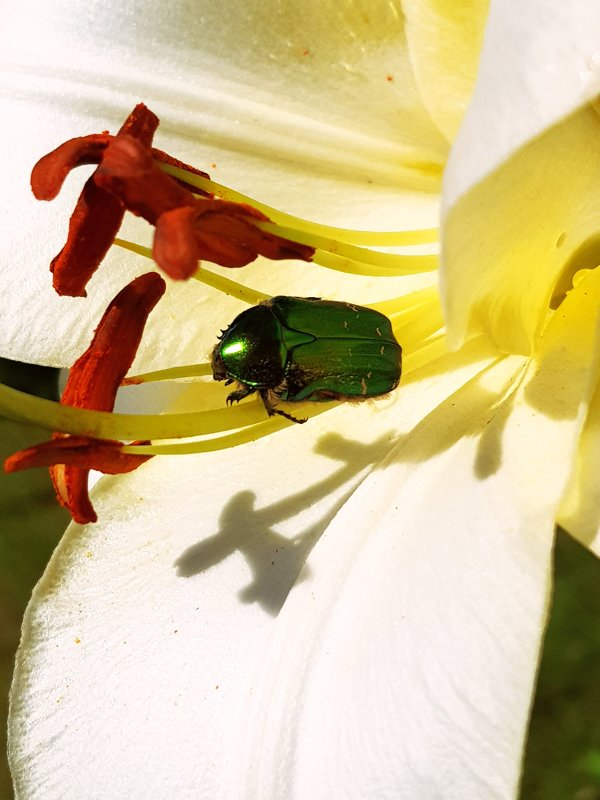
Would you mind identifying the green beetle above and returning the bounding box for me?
[211,296,402,423]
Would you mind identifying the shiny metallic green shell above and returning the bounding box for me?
[211,296,402,421]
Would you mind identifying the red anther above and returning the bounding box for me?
[34,104,161,296]
[31,133,111,200]
[62,271,166,411]
[4,272,166,524]
[94,136,197,225]
[33,102,312,293]
[151,148,212,197]
[31,105,159,203]
[117,103,159,144]
[153,200,315,279]
[50,179,124,297]
[53,464,96,525]
[6,438,151,525]
[5,436,150,473]
[152,205,201,279]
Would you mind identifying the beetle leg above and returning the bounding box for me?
[259,389,307,424]
[272,407,308,424]
[226,384,256,406]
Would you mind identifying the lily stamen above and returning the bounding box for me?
[4,272,165,523]
[159,162,439,247]
[254,219,438,275]
[159,163,440,276]
[32,102,314,295]
[0,381,277,439]
[5,102,445,523]
[115,238,271,305]
[122,363,214,385]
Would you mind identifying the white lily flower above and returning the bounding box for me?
[5,0,600,797]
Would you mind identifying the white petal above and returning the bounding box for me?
[441,0,600,352]
[557,380,600,556]
[236,357,547,799]
[444,0,600,210]
[224,264,600,797]
[544,266,600,556]
[1,0,444,369]
[13,263,600,795]
[403,0,490,141]
[4,0,445,176]
[9,340,497,799]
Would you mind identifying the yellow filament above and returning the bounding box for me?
[0,383,271,440]
[122,403,333,456]
[310,248,437,277]
[160,163,438,246]
[367,285,439,316]
[255,220,438,275]
[123,418,291,454]
[114,239,269,305]
[1,170,448,459]
[366,286,445,346]
[116,227,438,282]
[402,335,448,375]
[121,334,446,456]
[126,363,213,383]
[121,334,448,457]
[392,306,444,346]
[0,380,339,443]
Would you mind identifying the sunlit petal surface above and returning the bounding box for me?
[403,0,490,141]
[12,260,600,797]
[227,266,600,798]
[13,0,593,796]
[9,343,497,798]
[442,0,600,353]
[0,0,443,371]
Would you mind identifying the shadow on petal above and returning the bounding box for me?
[173,350,523,615]
[391,355,525,468]
[174,432,398,614]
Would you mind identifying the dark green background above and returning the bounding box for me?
[1,360,69,799]
[1,359,600,799]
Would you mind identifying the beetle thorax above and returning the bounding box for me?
[211,304,287,389]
